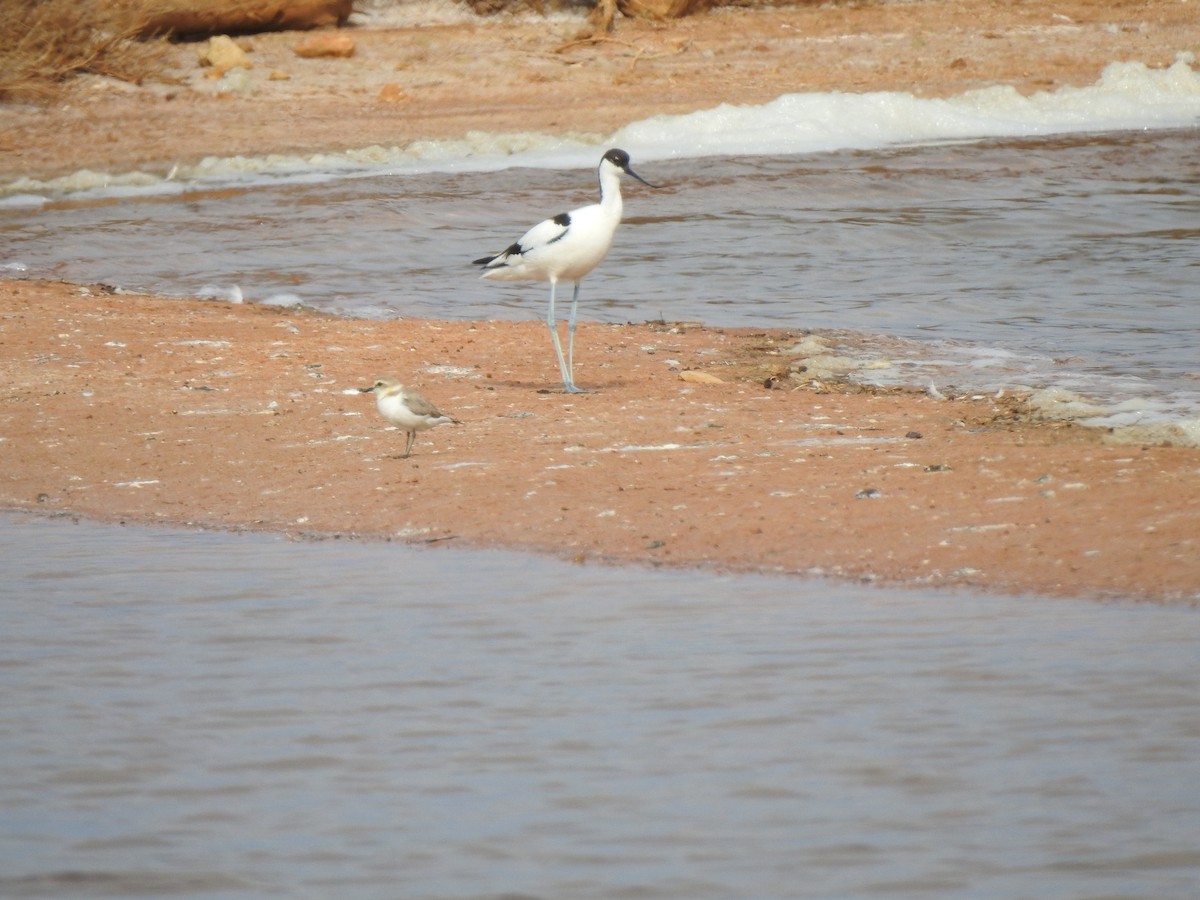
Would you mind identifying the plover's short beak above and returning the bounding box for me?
[358,386,375,393]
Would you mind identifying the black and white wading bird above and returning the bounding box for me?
[473,148,661,394]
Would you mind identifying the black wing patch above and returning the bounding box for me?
[546,212,572,246]
[476,212,573,266]
[473,241,522,266]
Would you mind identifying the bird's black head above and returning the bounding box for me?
[602,148,662,189]
[603,148,632,170]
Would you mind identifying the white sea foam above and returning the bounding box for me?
[197,284,244,303]
[617,56,1200,160]
[3,57,1197,206]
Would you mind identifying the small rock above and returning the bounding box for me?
[293,33,356,59]
[1026,387,1107,421]
[376,83,409,103]
[268,69,291,81]
[198,35,251,76]
[679,370,724,384]
[216,68,254,95]
[786,335,828,356]
[856,487,883,500]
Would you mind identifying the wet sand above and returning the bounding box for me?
[2,1,1199,602]
[3,280,1197,602]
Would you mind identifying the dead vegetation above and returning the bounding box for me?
[0,0,173,102]
[0,0,821,102]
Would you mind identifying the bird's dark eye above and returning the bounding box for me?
[606,149,630,168]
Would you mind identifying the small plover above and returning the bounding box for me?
[359,377,462,458]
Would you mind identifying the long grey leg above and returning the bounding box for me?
[558,282,588,393]
[545,280,573,391]
[567,281,581,382]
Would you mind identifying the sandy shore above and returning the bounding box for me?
[3,280,1197,603]
[3,0,1199,182]
[2,1,1198,602]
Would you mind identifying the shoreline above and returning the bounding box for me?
[3,1,1199,602]
[3,2,1200,183]
[2,279,1197,604]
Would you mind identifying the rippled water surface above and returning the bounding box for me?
[3,129,1198,420]
[2,514,1199,899]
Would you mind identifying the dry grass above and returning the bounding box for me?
[0,0,173,102]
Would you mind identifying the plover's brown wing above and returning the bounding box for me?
[399,387,462,424]
[399,388,438,416]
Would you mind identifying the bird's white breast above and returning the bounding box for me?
[549,203,621,282]
[377,393,432,430]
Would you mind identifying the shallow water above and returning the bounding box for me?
[2,513,1199,899]
[3,129,1198,426]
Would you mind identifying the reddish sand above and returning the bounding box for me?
[2,1,1198,602]
[3,281,1197,603]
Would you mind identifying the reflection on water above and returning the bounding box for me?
[2,514,1199,898]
